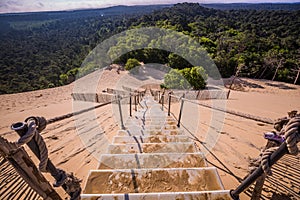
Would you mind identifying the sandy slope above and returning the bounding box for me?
[0,68,299,199]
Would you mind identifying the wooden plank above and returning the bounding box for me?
[0,136,61,200]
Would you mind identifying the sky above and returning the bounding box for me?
[0,0,299,14]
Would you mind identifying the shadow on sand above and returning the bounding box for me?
[265,82,297,90]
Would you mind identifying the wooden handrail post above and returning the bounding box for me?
[158,91,160,101]
[161,94,164,111]
[117,95,125,130]
[168,93,171,116]
[134,95,137,111]
[129,94,132,117]
[0,136,62,200]
[10,118,81,200]
[230,142,289,200]
[177,93,185,127]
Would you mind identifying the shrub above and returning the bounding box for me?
[185,66,207,90]
[125,58,141,71]
[163,66,207,90]
[164,69,190,89]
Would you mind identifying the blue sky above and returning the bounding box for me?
[0,0,299,13]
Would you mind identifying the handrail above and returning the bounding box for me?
[117,95,125,130]
[11,117,82,199]
[168,94,171,116]
[161,94,164,111]
[177,93,185,127]
[117,91,144,129]
[169,93,273,125]
[230,142,289,200]
[129,95,132,117]
[165,90,298,199]
[169,94,182,99]
[134,95,137,111]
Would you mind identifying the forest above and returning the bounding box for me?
[0,3,299,94]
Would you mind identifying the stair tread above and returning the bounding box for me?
[81,190,231,200]
[117,129,184,136]
[126,125,178,129]
[84,167,224,194]
[81,95,227,200]
[107,142,196,154]
[112,135,192,144]
[98,152,207,169]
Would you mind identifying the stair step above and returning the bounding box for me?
[144,119,176,123]
[107,142,196,154]
[125,120,177,126]
[83,167,224,194]
[117,129,184,136]
[81,190,231,200]
[98,153,207,169]
[81,95,228,200]
[134,115,170,120]
[129,113,175,121]
[124,125,179,133]
[112,135,191,144]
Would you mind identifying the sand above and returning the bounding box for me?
[0,68,300,199]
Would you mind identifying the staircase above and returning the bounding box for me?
[81,95,231,199]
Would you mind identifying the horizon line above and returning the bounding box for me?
[1,1,300,15]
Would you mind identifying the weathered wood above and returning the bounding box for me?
[177,93,185,128]
[117,95,125,130]
[129,95,132,117]
[11,120,83,199]
[0,136,61,200]
[168,94,171,116]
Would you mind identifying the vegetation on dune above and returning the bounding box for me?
[163,66,207,90]
[0,3,299,94]
[125,58,141,71]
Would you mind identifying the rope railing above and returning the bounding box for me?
[230,115,300,200]
[160,91,244,185]
[167,92,273,125]
[117,91,145,130]
[0,140,61,200]
[11,117,81,200]
[0,89,147,200]
[157,90,300,199]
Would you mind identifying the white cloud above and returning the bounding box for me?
[0,0,299,14]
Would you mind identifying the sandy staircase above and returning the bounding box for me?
[81,96,231,199]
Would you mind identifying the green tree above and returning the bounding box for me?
[59,74,68,85]
[125,58,141,71]
[163,66,207,90]
[180,66,207,90]
[67,68,79,83]
[168,53,192,69]
[186,66,208,89]
[164,69,190,89]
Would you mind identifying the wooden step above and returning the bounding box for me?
[98,153,207,169]
[81,190,231,200]
[83,167,224,194]
[112,135,191,144]
[125,120,177,126]
[106,142,196,154]
[134,114,170,119]
[117,129,184,136]
[125,124,179,131]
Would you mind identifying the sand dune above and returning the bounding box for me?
[0,68,299,199]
